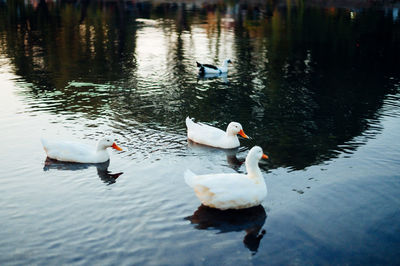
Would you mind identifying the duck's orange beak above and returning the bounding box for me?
[111,142,122,151]
[238,129,249,139]
[262,154,269,160]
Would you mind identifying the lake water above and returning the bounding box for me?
[1,0,400,265]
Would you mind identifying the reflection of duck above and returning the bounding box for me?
[185,146,269,210]
[196,59,233,75]
[41,136,122,163]
[185,204,267,254]
[43,158,123,185]
[186,117,249,149]
[187,140,244,170]
[226,153,245,170]
[197,72,228,83]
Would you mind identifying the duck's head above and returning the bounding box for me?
[227,122,248,139]
[224,59,233,65]
[97,137,122,151]
[247,146,269,161]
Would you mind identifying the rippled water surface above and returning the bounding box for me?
[1,0,400,264]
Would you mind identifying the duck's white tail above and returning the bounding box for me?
[184,169,197,188]
[185,116,195,128]
[40,137,49,154]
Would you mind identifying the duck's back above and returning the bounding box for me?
[186,117,226,147]
[185,170,267,210]
[41,139,96,163]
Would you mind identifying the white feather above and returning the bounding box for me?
[184,146,268,210]
[41,137,121,163]
[185,117,246,149]
[184,169,197,187]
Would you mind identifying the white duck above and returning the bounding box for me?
[196,59,233,75]
[186,117,248,149]
[185,146,269,210]
[41,136,122,163]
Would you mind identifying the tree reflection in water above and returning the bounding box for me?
[0,0,399,170]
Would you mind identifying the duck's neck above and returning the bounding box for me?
[222,60,229,68]
[96,144,107,152]
[223,133,239,147]
[95,145,110,162]
[225,130,237,137]
[246,159,263,181]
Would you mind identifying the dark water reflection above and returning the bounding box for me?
[44,158,123,185]
[185,205,267,255]
[1,0,399,170]
[0,1,400,169]
[188,140,244,171]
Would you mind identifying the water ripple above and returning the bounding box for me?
[1,2,400,265]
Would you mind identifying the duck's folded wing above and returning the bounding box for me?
[202,64,219,70]
[192,174,258,208]
[187,119,225,139]
[43,140,93,161]
[194,174,252,196]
